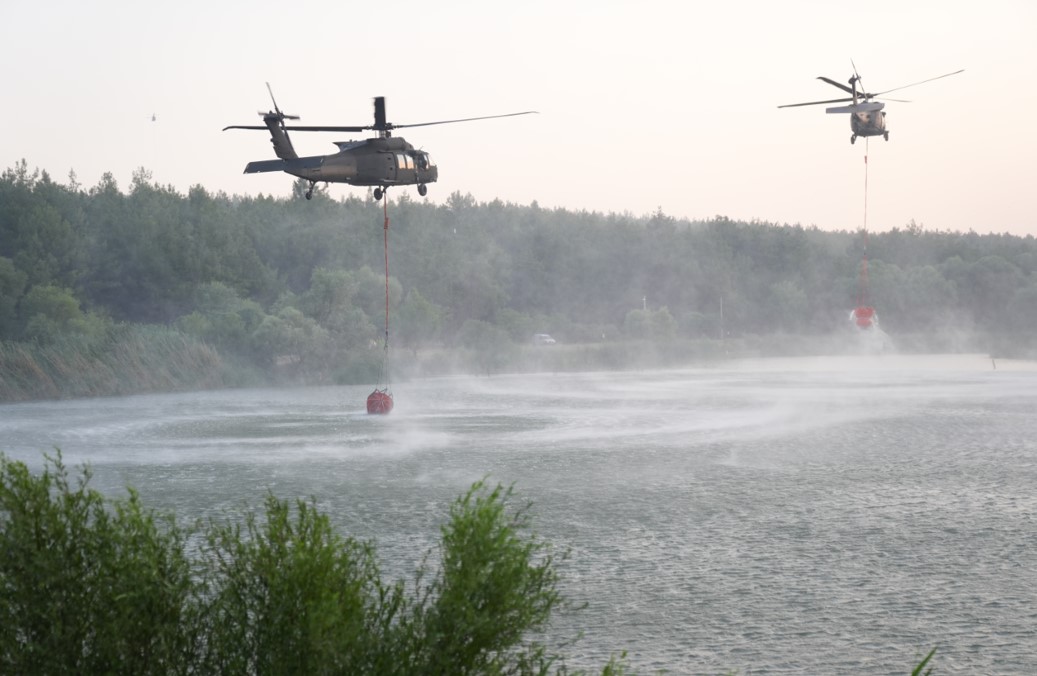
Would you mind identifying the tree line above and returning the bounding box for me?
[2,160,1035,398]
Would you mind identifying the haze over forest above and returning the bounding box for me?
[1,161,1035,401]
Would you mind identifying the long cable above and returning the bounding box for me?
[859,138,870,308]
[379,195,391,390]
[863,137,869,234]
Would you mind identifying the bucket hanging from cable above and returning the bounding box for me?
[367,194,394,414]
[851,138,877,330]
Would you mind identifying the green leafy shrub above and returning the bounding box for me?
[199,494,397,674]
[0,453,196,673]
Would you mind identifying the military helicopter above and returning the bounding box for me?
[779,65,963,144]
[224,84,536,200]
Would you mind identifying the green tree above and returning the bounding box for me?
[199,494,393,674]
[0,453,197,673]
[404,482,567,674]
[299,267,361,325]
[623,306,677,340]
[249,306,331,368]
[176,281,265,353]
[396,288,446,351]
[296,267,380,350]
[350,265,402,327]
[0,257,27,338]
[19,285,85,342]
[11,203,76,287]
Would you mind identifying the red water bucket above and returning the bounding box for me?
[366,389,394,415]
[853,306,875,329]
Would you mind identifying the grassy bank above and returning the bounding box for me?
[0,326,232,402]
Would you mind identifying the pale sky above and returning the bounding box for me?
[3,0,1035,236]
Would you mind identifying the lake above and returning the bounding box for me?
[3,353,1036,674]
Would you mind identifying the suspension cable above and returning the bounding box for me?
[859,138,870,308]
[380,194,391,389]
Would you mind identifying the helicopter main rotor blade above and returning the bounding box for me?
[851,59,865,93]
[819,75,880,100]
[778,97,853,109]
[281,112,539,132]
[279,125,371,132]
[874,69,964,96]
[223,125,273,131]
[817,76,856,95]
[391,111,539,130]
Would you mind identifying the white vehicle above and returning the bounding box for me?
[532,333,556,346]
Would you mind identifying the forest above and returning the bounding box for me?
[2,160,1035,401]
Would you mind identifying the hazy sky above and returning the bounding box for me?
[3,0,1035,236]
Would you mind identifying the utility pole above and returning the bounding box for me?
[719,296,724,340]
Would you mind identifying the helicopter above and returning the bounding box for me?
[224,84,537,200]
[779,65,963,144]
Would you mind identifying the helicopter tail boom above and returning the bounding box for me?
[243,159,289,174]
[243,156,324,174]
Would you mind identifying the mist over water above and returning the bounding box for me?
[3,354,1036,673]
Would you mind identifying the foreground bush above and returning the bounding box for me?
[0,455,196,673]
[0,452,625,674]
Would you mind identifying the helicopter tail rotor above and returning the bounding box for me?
[261,82,300,123]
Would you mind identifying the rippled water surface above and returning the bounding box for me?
[3,354,1036,674]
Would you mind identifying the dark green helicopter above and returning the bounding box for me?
[779,65,963,145]
[225,84,536,200]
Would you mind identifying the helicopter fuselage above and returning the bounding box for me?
[246,136,438,189]
[850,108,887,138]
[226,88,533,199]
[823,101,889,144]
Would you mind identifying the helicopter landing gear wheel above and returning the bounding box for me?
[417,183,427,197]
[373,187,383,201]
[850,134,857,145]
[883,132,889,141]
[305,180,316,200]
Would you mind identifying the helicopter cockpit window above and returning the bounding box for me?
[397,153,414,170]
[415,152,429,170]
